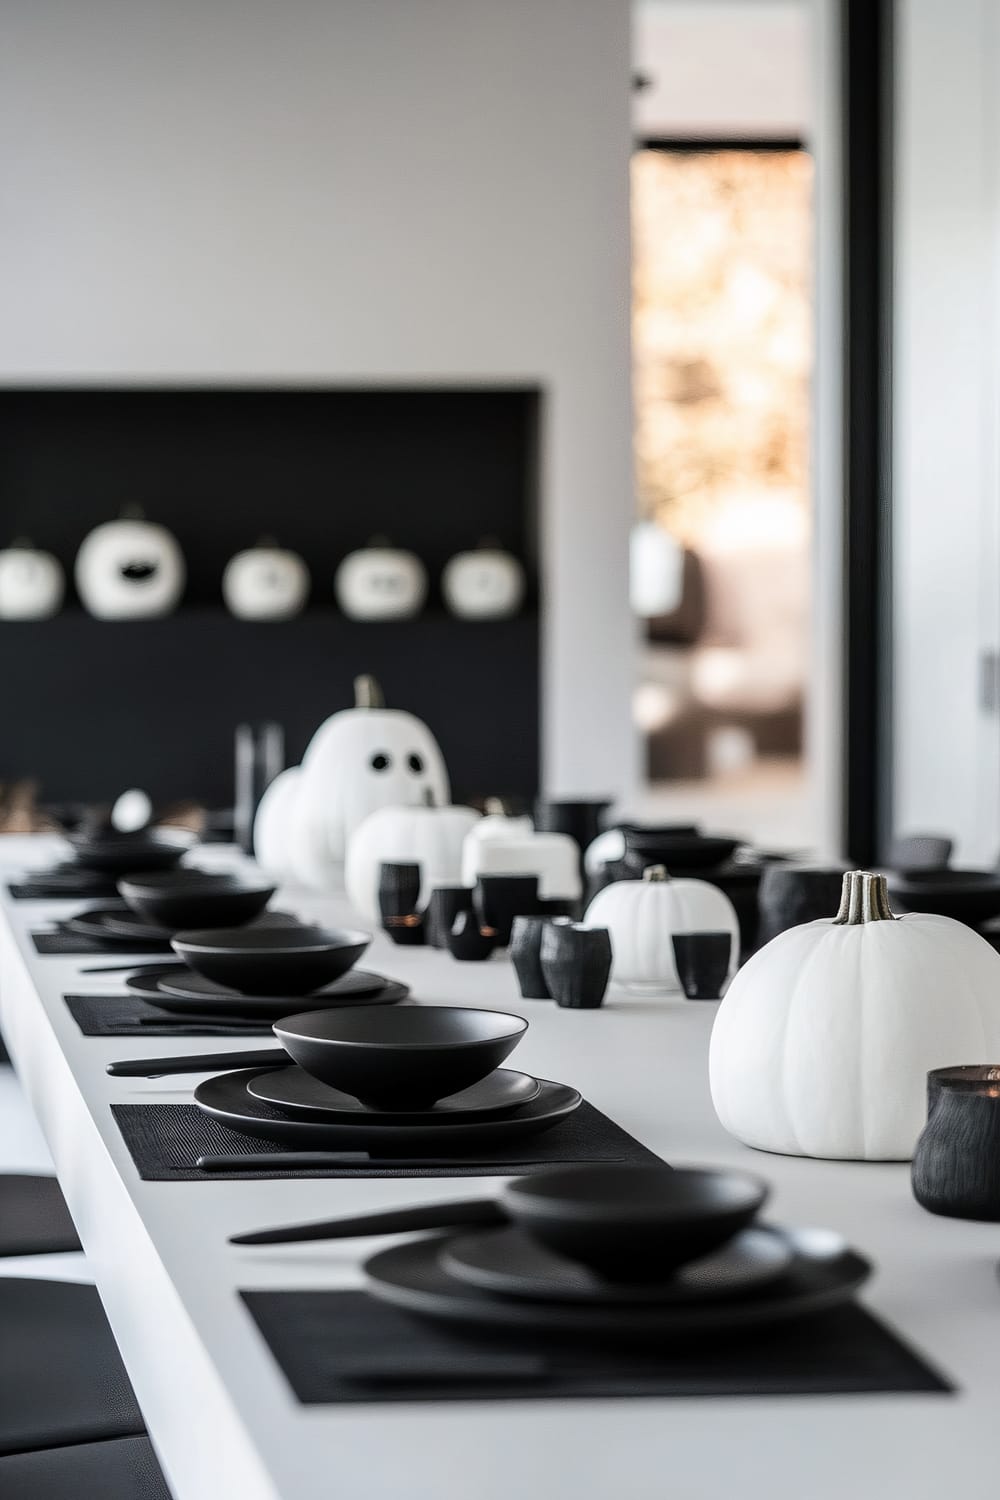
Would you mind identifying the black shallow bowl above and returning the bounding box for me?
[619,830,741,874]
[887,869,1000,925]
[273,1005,528,1110]
[67,829,195,874]
[118,870,276,931]
[171,924,370,995]
[502,1165,768,1281]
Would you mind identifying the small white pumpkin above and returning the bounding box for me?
[463,799,534,851]
[584,865,739,993]
[462,829,581,902]
[345,799,481,920]
[442,542,525,620]
[252,767,303,882]
[335,539,427,621]
[0,540,64,620]
[223,539,310,620]
[75,511,185,619]
[709,870,1000,1161]
[629,520,684,617]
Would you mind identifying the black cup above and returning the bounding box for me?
[474,875,540,946]
[671,932,732,1000]
[913,1067,1000,1220]
[378,862,425,946]
[540,923,612,1009]
[757,865,847,946]
[425,886,475,949]
[446,909,496,962]
[510,915,572,999]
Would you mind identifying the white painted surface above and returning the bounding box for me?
[1,834,999,1500]
[0,0,636,802]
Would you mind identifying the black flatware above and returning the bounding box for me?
[231,1197,507,1244]
[107,1047,288,1078]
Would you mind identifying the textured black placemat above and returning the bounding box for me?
[111,1102,664,1180]
[239,1289,952,1404]
[32,929,173,957]
[9,879,119,900]
[64,993,272,1037]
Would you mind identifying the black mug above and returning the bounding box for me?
[425,886,475,949]
[912,1066,1000,1220]
[671,931,732,1000]
[539,923,612,1009]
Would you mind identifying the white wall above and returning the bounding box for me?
[0,0,637,801]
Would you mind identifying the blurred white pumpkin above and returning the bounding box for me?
[629,520,683,618]
[463,800,534,852]
[223,539,309,620]
[345,800,480,920]
[252,767,302,881]
[0,541,64,620]
[75,511,185,619]
[584,866,739,993]
[335,540,427,621]
[462,828,581,902]
[442,542,524,620]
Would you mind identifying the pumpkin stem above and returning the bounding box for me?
[422,787,436,808]
[484,796,507,816]
[643,864,671,883]
[832,870,896,924]
[353,674,385,710]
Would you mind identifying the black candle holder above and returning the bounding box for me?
[425,886,475,949]
[912,1066,1000,1220]
[510,915,572,999]
[671,931,732,1000]
[539,923,612,1009]
[446,909,496,962]
[377,862,425,946]
[474,874,540,946]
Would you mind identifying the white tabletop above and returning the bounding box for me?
[0,833,997,1500]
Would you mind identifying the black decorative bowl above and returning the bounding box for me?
[171,924,370,995]
[67,828,195,874]
[273,1005,529,1110]
[502,1165,768,1281]
[887,869,1000,927]
[117,870,275,930]
[617,828,741,877]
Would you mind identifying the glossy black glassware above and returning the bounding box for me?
[377,863,426,946]
[474,875,540,946]
[425,886,475,949]
[509,915,570,999]
[539,923,612,1009]
[671,931,732,1000]
[912,1066,1000,1220]
[446,910,496,962]
[756,865,848,947]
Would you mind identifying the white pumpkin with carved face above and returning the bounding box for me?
[223,541,310,620]
[335,542,427,621]
[442,544,525,620]
[75,515,185,619]
[0,542,65,620]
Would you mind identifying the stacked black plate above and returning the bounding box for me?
[15,827,196,899]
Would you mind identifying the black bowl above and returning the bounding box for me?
[273,1005,528,1110]
[502,1165,768,1281]
[67,828,195,874]
[171,924,370,995]
[617,829,741,876]
[887,869,1000,926]
[117,870,276,930]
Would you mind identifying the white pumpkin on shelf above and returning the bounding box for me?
[583,865,739,993]
[0,540,65,620]
[222,539,309,620]
[75,510,185,619]
[462,827,581,902]
[335,539,427,621]
[345,798,481,920]
[709,869,1000,1162]
[442,541,525,620]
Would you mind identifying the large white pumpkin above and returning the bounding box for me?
[709,870,1000,1161]
[0,542,64,620]
[584,865,739,993]
[75,513,185,619]
[252,767,302,881]
[462,829,581,902]
[335,541,427,621]
[345,801,481,920]
[442,544,525,620]
[223,540,309,620]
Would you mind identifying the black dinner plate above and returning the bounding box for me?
[193,1069,582,1150]
[246,1065,542,1123]
[364,1228,871,1339]
[438,1224,792,1305]
[125,966,408,1019]
[62,906,173,948]
[155,965,386,1004]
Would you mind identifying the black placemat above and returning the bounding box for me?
[64,993,272,1037]
[9,879,118,901]
[32,929,173,957]
[111,1102,664,1180]
[239,1288,952,1404]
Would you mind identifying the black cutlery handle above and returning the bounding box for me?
[230,1196,507,1244]
[106,1047,286,1078]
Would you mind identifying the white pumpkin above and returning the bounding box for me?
[345,800,481,920]
[252,767,303,882]
[442,543,525,620]
[584,865,739,993]
[584,827,627,878]
[629,520,684,618]
[0,541,64,620]
[335,540,427,621]
[709,870,1000,1161]
[462,829,581,902]
[75,512,185,619]
[223,540,309,620]
[463,800,534,851]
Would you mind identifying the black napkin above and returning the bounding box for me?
[111,1102,664,1180]
[240,1289,952,1404]
[32,929,173,957]
[64,993,272,1038]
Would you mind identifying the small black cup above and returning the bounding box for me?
[425,886,475,949]
[671,931,732,1000]
[378,862,425,946]
[446,909,496,962]
[474,875,540,946]
[540,923,612,1009]
[510,915,571,999]
[913,1066,1000,1220]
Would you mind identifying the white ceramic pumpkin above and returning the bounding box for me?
[223,540,309,620]
[345,800,481,920]
[252,767,303,881]
[462,829,581,902]
[0,541,64,619]
[463,800,534,851]
[75,512,185,619]
[584,865,739,993]
[442,543,525,620]
[335,540,427,621]
[629,520,684,618]
[709,870,1000,1161]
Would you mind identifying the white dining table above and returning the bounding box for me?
[0,832,998,1500]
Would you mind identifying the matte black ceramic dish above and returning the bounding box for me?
[15,862,120,896]
[117,870,276,931]
[363,1227,871,1340]
[171,924,370,994]
[272,1006,528,1109]
[616,828,740,876]
[886,869,1000,926]
[125,966,407,1020]
[66,829,195,874]
[439,1223,793,1304]
[247,1065,542,1123]
[156,965,384,1004]
[193,1069,582,1150]
[502,1165,768,1280]
[62,906,173,949]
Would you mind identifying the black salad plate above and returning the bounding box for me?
[193,1069,582,1150]
[247,1065,542,1124]
[62,906,173,947]
[156,966,386,1004]
[438,1224,792,1305]
[364,1228,872,1339]
[125,967,408,1019]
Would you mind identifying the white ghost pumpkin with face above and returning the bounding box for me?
[223,539,310,620]
[75,511,185,619]
[0,540,65,620]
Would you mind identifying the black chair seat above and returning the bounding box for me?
[0,1175,81,1257]
[0,1436,170,1499]
[0,1280,145,1456]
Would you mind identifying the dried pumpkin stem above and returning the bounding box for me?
[832,870,896,924]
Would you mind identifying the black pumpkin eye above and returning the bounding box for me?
[370,752,392,772]
[407,753,425,775]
